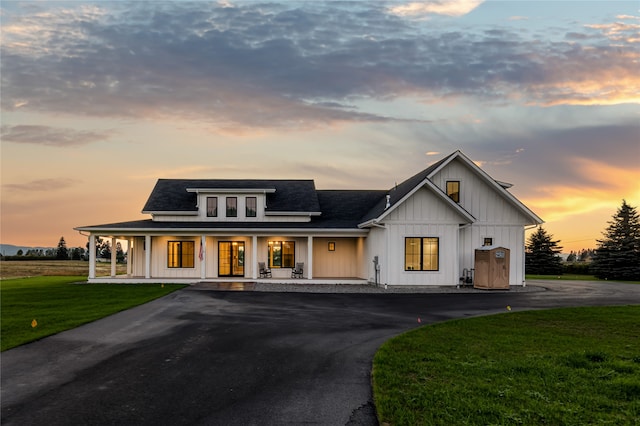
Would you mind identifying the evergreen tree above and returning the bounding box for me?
[71,247,85,261]
[525,226,563,275]
[56,236,69,259]
[591,200,640,280]
[116,241,125,263]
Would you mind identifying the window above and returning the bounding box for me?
[328,242,336,251]
[483,237,493,246]
[404,237,439,271]
[167,241,195,268]
[246,197,257,217]
[226,197,237,217]
[446,181,460,203]
[207,197,218,217]
[268,241,295,268]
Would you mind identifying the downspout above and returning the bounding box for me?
[523,224,539,286]
[458,223,473,287]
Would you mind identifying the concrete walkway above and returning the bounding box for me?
[2,280,639,425]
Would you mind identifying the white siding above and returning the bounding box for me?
[459,225,526,285]
[152,193,312,223]
[379,187,464,286]
[150,236,201,279]
[431,158,531,286]
[431,158,533,225]
[385,223,460,285]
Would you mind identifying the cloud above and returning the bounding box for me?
[0,125,113,147]
[389,0,483,18]
[3,178,80,192]
[1,2,638,130]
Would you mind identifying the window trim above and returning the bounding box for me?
[167,240,195,268]
[268,240,295,268]
[446,180,460,203]
[246,196,257,218]
[404,237,439,271]
[226,197,237,217]
[206,197,218,217]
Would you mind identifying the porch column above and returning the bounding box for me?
[252,235,258,279]
[307,236,313,279]
[89,234,96,279]
[126,238,132,277]
[111,237,117,277]
[145,235,151,279]
[200,235,206,280]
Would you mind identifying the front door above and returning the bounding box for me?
[218,241,245,277]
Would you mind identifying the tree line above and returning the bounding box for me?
[526,200,640,280]
[2,237,125,262]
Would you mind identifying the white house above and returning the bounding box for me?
[75,151,543,286]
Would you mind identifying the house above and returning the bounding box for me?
[75,151,543,286]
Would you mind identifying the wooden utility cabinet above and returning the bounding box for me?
[474,246,510,289]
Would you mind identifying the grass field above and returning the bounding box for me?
[526,274,640,284]
[526,273,600,281]
[373,306,640,425]
[1,276,186,351]
[0,260,127,279]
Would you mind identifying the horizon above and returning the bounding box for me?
[1,1,639,253]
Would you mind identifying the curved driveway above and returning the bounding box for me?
[2,280,639,425]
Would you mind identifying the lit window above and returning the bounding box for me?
[268,241,295,268]
[246,197,257,217]
[446,181,460,203]
[207,197,218,217]
[404,237,439,271]
[226,197,237,217]
[483,237,493,246]
[167,241,195,268]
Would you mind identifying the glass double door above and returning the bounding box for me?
[218,241,245,277]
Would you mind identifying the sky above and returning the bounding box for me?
[1,0,639,253]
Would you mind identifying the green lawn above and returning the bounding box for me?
[526,274,640,284]
[373,306,640,425]
[1,276,186,351]
[526,274,600,281]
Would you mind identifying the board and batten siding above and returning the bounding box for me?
[459,225,526,285]
[380,187,466,286]
[431,158,533,285]
[431,158,532,225]
[312,237,363,278]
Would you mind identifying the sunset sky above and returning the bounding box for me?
[1,0,639,253]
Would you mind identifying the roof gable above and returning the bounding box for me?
[428,151,543,224]
[359,150,542,226]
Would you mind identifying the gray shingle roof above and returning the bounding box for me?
[142,179,320,213]
[359,153,453,223]
[78,152,486,232]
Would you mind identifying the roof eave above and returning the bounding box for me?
[430,150,543,225]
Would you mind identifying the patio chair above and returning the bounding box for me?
[259,262,272,278]
[291,262,304,278]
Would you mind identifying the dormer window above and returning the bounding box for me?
[446,181,460,203]
[246,197,257,217]
[206,197,218,217]
[226,197,237,217]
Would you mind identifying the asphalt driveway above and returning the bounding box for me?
[2,280,639,425]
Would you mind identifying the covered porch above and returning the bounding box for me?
[84,232,369,284]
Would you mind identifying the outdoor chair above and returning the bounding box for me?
[291,262,304,278]
[259,262,272,278]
